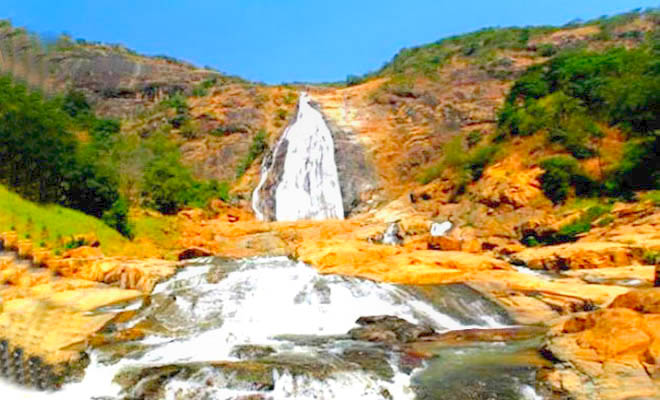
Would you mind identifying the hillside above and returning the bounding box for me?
[0,9,659,399]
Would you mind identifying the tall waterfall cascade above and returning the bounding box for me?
[252,92,345,221]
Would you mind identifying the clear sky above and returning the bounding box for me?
[2,1,658,84]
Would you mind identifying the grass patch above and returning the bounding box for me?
[641,191,660,206]
[0,184,128,254]
[531,200,612,245]
[418,135,500,185]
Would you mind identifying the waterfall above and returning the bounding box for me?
[0,257,515,400]
[252,92,344,221]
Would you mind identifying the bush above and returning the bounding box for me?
[142,154,193,214]
[465,145,499,181]
[346,75,364,86]
[102,197,134,239]
[539,156,590,204]
[606,134,660,195]
[538,44,557,57]
[142,152,230,214]
[466,130,483,148]
[236,130,268,178]
[61,90,91,118]
[553,205,610,242]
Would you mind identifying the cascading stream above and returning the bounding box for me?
[252,92,344,221]
[0,257,528,400]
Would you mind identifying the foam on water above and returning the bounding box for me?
[0,257,530,399]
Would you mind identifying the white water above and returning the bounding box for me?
[0,257,521,399]
[382,222,403,245]
[253,92,344,221]
[430,221,453,237]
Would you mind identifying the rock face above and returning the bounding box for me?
[543,306,660,400]
[0,25,222,117]
[511,242,643,271]
[320,104,379,216]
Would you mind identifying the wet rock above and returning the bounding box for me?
[405,284,513,327]
[381,222,404,246]
[230,345,276,360]
[340,347,394,381]
[178,247,213,261]
[349,316,435,344]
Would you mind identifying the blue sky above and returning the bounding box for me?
[2,1,658,83]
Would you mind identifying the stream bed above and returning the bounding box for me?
[0,256,546,399]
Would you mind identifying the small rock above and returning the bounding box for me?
[230,345,276,360]
[381,222,404,246]
[62,246,103,259]
[428,236,462,251]
[349,315,435,344]
[430,221,453,237]
[178,247,213,261]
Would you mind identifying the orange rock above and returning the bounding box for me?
[1,231,18,250]
[512,242,640,270]
[62,246,104,259]
[461,239,483,253]
[610,288,660,314]
[427,236,462,251]
[178,247,213,261]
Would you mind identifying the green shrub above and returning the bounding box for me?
[465,145,499,181]
[532,204,612,244]
[142,154,193,214]
[644,250,660,265]
[192,78,217,97]
[346,75,364,86]
[61,89,91,118]
[540,164,571,204]
[538,44,557,57]
[236,130,268,178]
[466,130,484,148]
[641,191,660,206]
[606,134,660,195]
[539,156,598,204]
[418,136,498,185]
[102,197,134,239]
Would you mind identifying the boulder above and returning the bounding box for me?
[545,308,660,400]
[62,246,104,259]
[178,247,213,261]
[609,288,660,314]
[349,315,435,344]
[511,242,640,270]
[428,236,462,251]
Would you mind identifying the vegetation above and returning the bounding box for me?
[0,72,232,240]
[419,134,500,187]
[523,201,612,245]
[539,157,598,204]
[0,183,129,254]
[498,27,659,202]
[642,191,660,206]
[0,75,122,224]
[142,151,229,215]
[236,129,268,178]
